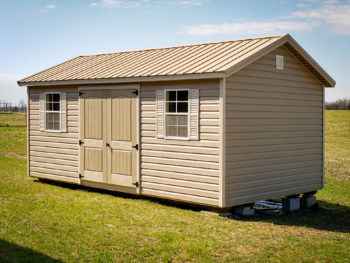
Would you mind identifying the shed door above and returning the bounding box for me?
[79,89,138,187]
[108,90,138,187]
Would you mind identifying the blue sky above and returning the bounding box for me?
[1,0,349,103]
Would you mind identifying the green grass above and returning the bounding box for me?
[0,111,350,262]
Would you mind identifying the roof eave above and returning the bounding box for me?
[17,72,226,87]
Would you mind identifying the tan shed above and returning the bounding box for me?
[18,34,335,209]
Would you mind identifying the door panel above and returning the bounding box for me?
[108,92,137,187]
[80,89,138,187]
[80,92,105,183]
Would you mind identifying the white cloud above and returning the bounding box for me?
[184,21,319,35]
[45,4,56,9]
[183,0,350,36]
[291,1,350,35]
[177,0,203,6]
[90,0,145,8]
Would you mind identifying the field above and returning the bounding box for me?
[0,111,349,262]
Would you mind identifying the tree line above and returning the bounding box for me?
[325,98,350,110]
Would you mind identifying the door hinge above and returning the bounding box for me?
[79,91,84,97]
[132,90,138,96]
[79,173,84,179]
[133,182,139,188]
[132,144,139,150]
[79,140,84,145]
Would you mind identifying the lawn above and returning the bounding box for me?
[0,111,349,262]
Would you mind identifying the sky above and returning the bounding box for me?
[1,0,349,103]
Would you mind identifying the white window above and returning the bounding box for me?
[45,93,61,131]
[165,90,189,138]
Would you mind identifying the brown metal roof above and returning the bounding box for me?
[18,34,335,87]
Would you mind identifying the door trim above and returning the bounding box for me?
[78,84,141,193]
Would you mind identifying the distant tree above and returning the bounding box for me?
[325,98,350,110]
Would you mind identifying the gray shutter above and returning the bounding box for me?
[60,92,67,132]
[189,89,199,140]
[40,93,45,131]
[156,89,164,138]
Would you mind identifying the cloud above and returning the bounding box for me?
[290,1,350,35]
[45,4,56,9]
[183,0,350,36]
[177,0,203,6]
[90,0,147,8]
[39,4,56,12]
[184,21,319,35]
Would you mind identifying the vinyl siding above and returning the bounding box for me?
[225,46,324,207]
[28,87,80,183]
[140,80,221,206]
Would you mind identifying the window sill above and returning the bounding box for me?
[164,136,189,141]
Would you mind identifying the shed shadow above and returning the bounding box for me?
[237,200,350,234]
[0,239,62,263]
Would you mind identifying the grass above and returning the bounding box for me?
[0,111,349,262]
[0,112,26,127]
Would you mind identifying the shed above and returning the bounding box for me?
[18,34,335,208]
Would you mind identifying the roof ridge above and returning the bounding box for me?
[79,34,287,57]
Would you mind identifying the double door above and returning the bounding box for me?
[79,89,138,188]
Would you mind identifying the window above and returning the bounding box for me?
[165,90,188,138]
[45,93,60,131]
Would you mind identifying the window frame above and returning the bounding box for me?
[164,89,190,140]
[44,92,61,132]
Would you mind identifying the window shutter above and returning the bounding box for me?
[61,92,67,132]
[156,89,164,138]
[189,89,199,140]
[40,93,45,131]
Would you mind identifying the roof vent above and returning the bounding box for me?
[276,55,284,70]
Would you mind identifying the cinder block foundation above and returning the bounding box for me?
[233,205,255,216]
[282,195,300,212]
[301,195,317,209]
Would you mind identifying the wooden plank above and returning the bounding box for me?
[227,160,322,176]
[30,171,80,183]
[141,168,219,184]
[226,154,321,169]
[224,118,322,126]
[225,111,322,119]
[30,141,79,150]
[225,97,322,107]
[141,143,219,155]
[142,188,218,206]
[227,136,321,147]
[142,182,219,199]
[30,150,78,161]
[30,135,78,144]
[226,166,321,184]
[141,163,219,177]
[30,146,78,155]
[226,124,322,133]
[227,148,321,162]
[226,104,322,113]
[141,156,220,170]
[141,137,219,147]
[226,89,321,101]
[30,167,78,177]
[142,175,218,192]
[31,156,78,167]
[226,131,322,140]
[30,161,79,172]
[141,150,219,162]
[226,142,322,155]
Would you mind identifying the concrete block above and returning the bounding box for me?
[233,206,254,216]
[301,195,317,209]
[282,197,300,212]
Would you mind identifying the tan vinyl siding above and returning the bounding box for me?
[28,87,79,183]
[140,80,221,206]
[225,46,324,207]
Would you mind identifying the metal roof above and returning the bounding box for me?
[18,34,335,87]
